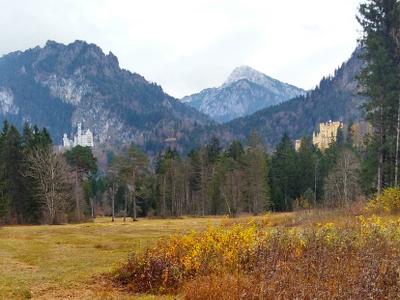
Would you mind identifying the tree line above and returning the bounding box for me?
[0,120,364,224]
[105,126,362,219]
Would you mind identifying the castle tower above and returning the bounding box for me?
[77,123,82,145]
[85,129,94,147]
[63,133,71,148]
[294,139,302,152]
[77,122,82,136]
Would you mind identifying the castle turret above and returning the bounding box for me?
[63,133,71,148]
[77,122,82,136]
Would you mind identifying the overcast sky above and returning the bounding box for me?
[0,0,362,98]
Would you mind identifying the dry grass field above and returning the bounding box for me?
[0,216,228,299]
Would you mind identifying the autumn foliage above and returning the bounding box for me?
[113,214,400,298]
[367,187,400,214]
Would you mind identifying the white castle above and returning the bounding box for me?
[62,122,94,149]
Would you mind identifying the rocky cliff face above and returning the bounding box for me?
[182,66,305,123]
[0,40,211,153]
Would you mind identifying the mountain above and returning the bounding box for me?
[195,48,365,149]
[0,40,212,153]
[0,40,365,155]
[181,66,305,123]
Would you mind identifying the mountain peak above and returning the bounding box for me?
[182,66,306,123]
[223,65,266,87]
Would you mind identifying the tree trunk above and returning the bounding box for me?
[314,159,318,208]
[343,157,348,207]
[123,192,127,222]
[111,184,115,222]
[133,195,137,221]
[377,106,384,196]
[392,24,400,187]
[132,168,137,221]
[75,167,80,222]
[201,167,206,216]
[91,197,95,219]
[162,175,166,217]
[395,96,400,187]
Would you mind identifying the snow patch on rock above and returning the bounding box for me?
[0,88,19,115]
[38,74,91,105]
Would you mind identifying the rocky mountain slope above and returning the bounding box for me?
[194,48,365,150]
[182,66,305,123]
[0,40,211,153]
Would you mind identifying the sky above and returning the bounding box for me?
[0,0,362,98]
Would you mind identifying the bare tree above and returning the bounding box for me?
[24,147,71,224]
[324,148,361,208]
[114,146,149,221]
[107,166,119,222]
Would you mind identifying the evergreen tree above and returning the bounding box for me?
[0,123,25,223]
[297,137,319,204]
[21,123,53,223]
[244,131,271,214]
[113,145,149,221]
[346,120,355,146]
[358,0,400,193]
[270,134,298,211]
[64,146,97,221]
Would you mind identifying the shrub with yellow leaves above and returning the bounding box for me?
[113,216,400,298]
[367,187,400,213]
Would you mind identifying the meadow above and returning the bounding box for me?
[1,207,399,299]
[0,217,226,299]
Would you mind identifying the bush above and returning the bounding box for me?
[113,217,400,298]
[367,187,400,213]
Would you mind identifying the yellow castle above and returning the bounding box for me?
[312,120,342,150]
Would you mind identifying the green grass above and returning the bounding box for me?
[0,217,226,299]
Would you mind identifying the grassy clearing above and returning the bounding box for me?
[2,209,392,299]
[0,216,228,299]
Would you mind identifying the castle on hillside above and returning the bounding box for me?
[295,120,343,151]
[312,121,342,150]
[62,122,94,149]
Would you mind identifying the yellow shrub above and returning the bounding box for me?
[113,217,400,297]
[367,188,400,213]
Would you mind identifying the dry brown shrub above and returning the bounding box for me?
[183,274,260,300]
